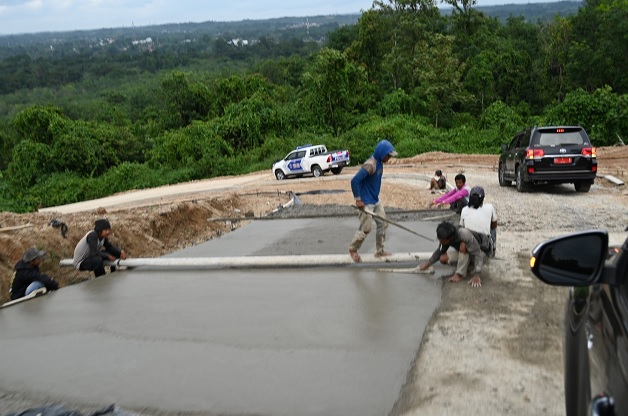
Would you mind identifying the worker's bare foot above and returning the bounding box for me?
[349,250,362,263]
[374,251,392,258]
[447,273,465,283]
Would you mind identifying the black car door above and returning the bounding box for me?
[505,133,523,177]
[588,252,628,415]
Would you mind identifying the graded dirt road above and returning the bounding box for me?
[1,147,627,415]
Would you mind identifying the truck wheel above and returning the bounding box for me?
[574,182,591,192]
[331,167,343,175]
[312,165,323,178]
[515,165,529,192]
[275,170,286,180]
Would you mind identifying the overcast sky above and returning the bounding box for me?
[0,0,560,36]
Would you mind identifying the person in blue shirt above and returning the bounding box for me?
[348,139,398,263]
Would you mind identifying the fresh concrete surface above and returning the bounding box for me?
[0,217,444,416]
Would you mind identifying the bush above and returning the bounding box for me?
[6,140,53,188]
[541,87,628,146]
[90,163,167,198]
[51,131,106,177]
[26,172,88,208]
[340,115,434,162]
[479,100,523,136]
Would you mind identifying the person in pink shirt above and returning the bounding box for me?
[428,173,470,214]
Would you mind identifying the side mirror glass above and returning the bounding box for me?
[501,144,508,152]
[530,230,608,286]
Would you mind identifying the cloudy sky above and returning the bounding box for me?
[0,0,558,36]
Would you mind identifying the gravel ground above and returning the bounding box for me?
[386,166,627,416]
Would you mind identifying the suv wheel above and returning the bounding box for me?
[498,163,509,187]
[312,165,323,178]
[275,170,286,180]
[574,182,591,192]
[516,165,529,192]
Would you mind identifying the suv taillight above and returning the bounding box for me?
[526,149,544,159]
[582,147,596,157]
[327,155,331,163]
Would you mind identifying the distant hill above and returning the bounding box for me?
[473,1,583,21]
[0,2,582,59]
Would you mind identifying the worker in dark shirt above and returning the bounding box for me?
[10,247,59,300]
[418,221,485,288]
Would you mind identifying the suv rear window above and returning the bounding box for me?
[536,128,586,146]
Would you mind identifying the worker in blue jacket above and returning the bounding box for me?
[348,139,398,263]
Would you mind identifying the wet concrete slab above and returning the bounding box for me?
[0,217,443,416]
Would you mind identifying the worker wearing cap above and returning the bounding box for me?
[73,219,127,277]
[349,139,398,263]
[10,247,59,300]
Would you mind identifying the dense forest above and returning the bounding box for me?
[0,0,626,212]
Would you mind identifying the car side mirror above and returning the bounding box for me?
[530,230,608,286]
[501,144,508,152]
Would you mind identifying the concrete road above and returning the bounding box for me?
[0,217,444,416]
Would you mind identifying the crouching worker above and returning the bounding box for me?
[417,221,486,288]
[73,219,127,277]
[428,170,447,192]
[10,248,59,300]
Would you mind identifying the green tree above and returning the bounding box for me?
[348,9,394,89]
[50,122,113,177]
[327,24,359,52]
[149,121,234,178]
[300,48,368,135]
[463,51,497,114]
[216,91,281,150]
[0,125,20,171]
[212,74,273,116]
[412,33,470,127]
[12,105,69,145]
[538,17,572,103]
[376,0,445,91]
[161,71,213,128]
[479,100,524,134]
[6,140,53,188]
[542,86,628,146]
[567,0,628,93]
[497,16,544,110]
[255,56,306,88]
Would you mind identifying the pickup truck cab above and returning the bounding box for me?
[272,144,350,180]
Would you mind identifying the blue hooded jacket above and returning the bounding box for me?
[351,140,396,205]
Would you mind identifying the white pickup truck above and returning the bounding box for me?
[272,144,351,180]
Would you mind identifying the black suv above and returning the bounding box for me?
[498,126,597,192]
[530,229,627,416]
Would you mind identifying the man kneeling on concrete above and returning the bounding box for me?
[73,219,127,277]
[417,221,486,288]
[10,248,59,300]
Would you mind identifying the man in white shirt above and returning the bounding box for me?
[460,186,497,255]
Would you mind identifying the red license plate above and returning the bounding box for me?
[554,157,572,164]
